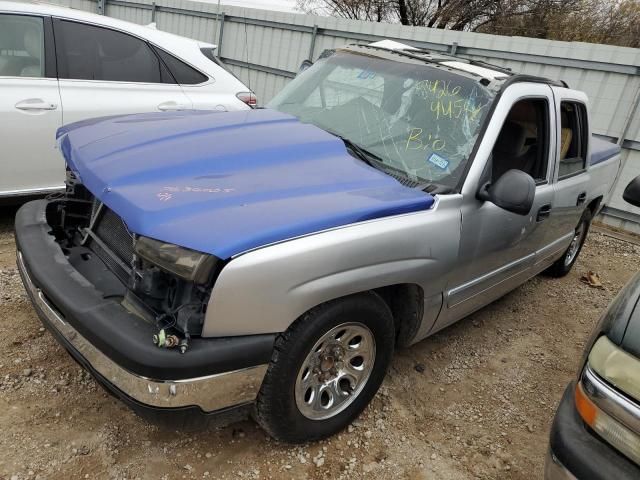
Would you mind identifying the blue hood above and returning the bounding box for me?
[58,109,434,259]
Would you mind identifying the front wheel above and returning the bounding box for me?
[254,292,395,443]
[545,211,591,278]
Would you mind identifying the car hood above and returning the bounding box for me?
[57,109,434,259]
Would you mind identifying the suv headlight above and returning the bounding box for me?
[135,236,218,283]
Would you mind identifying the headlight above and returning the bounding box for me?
[134,236,218,283]
[575,378,640,465]
[589,336,640,402]
[574,336,640,466]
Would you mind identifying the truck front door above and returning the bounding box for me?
[434,83,557,331]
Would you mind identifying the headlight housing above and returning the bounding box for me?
[134,236,218,284]
[574,336,640,466]
[589,336,640,402]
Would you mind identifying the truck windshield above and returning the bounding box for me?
[268,50,495,190]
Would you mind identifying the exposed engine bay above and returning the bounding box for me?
[46,170,215,352]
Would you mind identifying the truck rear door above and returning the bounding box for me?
[545,87,592,259]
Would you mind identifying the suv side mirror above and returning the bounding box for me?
[623,175,640,208]
[477,169,535,215]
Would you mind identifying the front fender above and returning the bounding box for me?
[202,196,462,337]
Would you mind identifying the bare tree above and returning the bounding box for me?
[298,0,638,46]
[297,0,393,22]
[298,0,567,29]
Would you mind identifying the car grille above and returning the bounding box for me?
[85,200,135,284]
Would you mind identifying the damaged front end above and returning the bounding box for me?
[49,169,220,353]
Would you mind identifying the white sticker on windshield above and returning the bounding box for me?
[357,69,376,80]
[427,153,449,170]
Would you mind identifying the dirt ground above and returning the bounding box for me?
[0,205,638,480]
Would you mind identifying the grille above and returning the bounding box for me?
[84,204,135,284]
[94,208,135,265]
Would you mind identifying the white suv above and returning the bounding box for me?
[0,0,256,198]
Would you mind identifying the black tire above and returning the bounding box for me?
[254,292,395,443]
[544,210,591,278]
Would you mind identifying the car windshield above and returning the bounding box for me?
[268,50,496,190]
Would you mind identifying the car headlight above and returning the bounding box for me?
[589,336,640,401]
[134,236,218,283]
[574,336,640,465]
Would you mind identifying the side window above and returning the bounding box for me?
[559,102,588,178]
[491,98,550,183]
[0,14,44,78]
[55,20,172,83]
[152,46,208,85]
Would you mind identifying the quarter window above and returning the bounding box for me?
[558,102,588,178]
[55,20,173,83]
[0,14,44,78]
[152,46,208,85]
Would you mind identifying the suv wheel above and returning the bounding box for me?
[254,292,394,443]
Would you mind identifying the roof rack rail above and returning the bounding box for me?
[464,59,514,76]
[500,74,566,89]
[349,44,568,88]
[357,44,456,65]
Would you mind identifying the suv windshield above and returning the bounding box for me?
[268,50,496,190]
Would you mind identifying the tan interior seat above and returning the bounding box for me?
[560,127,573,160]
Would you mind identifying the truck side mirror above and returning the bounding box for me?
[477,169,535,215]
[298,59,313,75]
[623,175,640,208]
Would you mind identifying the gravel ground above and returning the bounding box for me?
[0,204,638,480]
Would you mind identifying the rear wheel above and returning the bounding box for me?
[545,211,591,278]
[254,292,395,443]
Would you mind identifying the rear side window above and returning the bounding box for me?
[0,14,44,78]
[54,20,173,83]
[558,102,588,179]
[152,45,207,85]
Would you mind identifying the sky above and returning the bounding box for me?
[198,0,299,13]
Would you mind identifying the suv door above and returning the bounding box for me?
[0,14,63,195]
[52,18,192,126]
[548,88,592,249]
[436,83,557,329]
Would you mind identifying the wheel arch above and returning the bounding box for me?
[373,284,425,348]
[586,196,603,219]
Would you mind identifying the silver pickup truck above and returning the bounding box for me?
[16,41,621,443]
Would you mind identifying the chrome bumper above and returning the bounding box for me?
[18,250,268,413]
[545,449,577,480]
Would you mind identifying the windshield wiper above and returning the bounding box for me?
[327,131,450,193]
[327,131,384,168]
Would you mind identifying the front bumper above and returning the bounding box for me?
[546,383,640,480]
[15,200,276,421]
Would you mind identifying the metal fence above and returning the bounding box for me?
[48,0,640,232]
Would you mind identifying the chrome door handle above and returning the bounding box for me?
[537,204,551,222]
[15,99,58,111]
[576,192,587,206]
[157,101,187,111]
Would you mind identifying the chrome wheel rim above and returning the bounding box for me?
[564,222,586,267]
[294,322,376,421]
